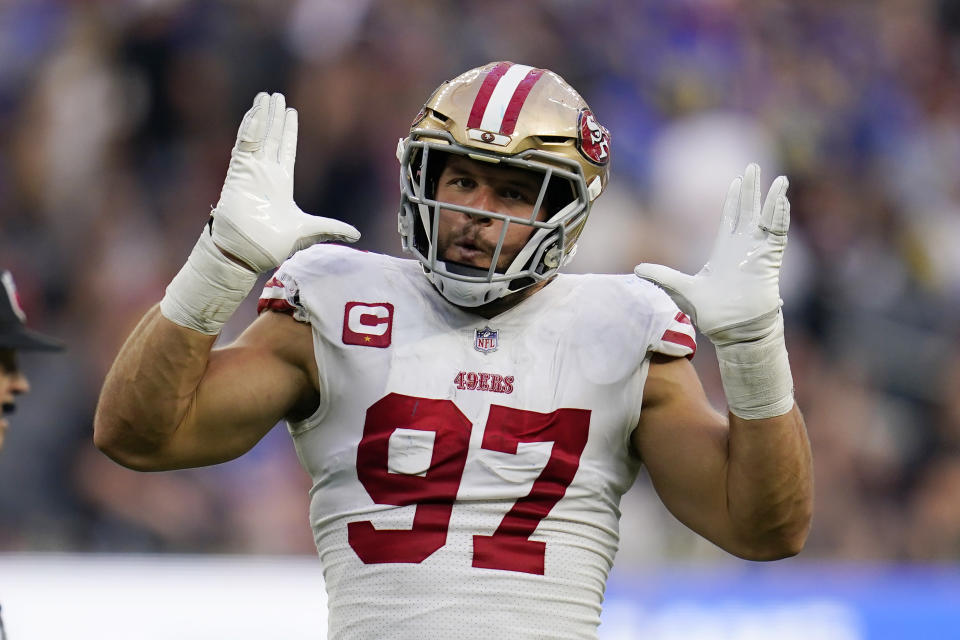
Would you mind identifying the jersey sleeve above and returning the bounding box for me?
[257,263,309,323]
[651,310,697,359]
[616,275,698,360]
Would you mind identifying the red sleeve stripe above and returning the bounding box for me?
[661,329,697,358]
[674,311,692,325]
[257,298,297,315]
[467,62,513,129]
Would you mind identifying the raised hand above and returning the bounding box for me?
[634,163,789,345]
[212,92,360,273]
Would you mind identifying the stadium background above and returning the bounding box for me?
[1,0,959,638]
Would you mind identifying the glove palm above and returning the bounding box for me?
[212,92,360,273]
[635,164,789,345]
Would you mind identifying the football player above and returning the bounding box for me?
[95,62,812,639]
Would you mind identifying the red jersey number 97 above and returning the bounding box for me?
[347,393,590,575]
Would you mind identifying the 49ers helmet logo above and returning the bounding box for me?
[577,109,611,165]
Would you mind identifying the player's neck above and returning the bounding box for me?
[456,278,553,319]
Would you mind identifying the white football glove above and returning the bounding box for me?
[634,163,789,346]
[635,163,794,419]
[161,92,360,335]
[211,92,360,272]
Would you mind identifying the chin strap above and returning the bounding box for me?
[429,261,510,307]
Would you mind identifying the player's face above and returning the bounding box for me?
[435,156,546,271]
[0,348,30,450]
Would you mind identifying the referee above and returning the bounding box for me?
[0,270,63,639]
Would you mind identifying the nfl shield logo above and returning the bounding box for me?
[474,326,498,354]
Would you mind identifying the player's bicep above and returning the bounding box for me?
[632,355,734,546]
[156,311,318,469]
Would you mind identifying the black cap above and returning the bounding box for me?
[0,270,64,352]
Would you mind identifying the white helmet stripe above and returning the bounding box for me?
[478,64,535,133]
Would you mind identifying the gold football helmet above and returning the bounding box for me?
[397,61,611,307]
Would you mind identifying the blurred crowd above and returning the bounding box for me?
[1,0,959,566]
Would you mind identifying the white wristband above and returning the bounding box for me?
[714,311,795,420]
[160,229,259,335]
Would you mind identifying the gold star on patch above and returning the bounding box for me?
[363,336,371,342]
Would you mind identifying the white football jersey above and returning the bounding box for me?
[258,245,695,640]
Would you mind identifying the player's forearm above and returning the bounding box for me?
[712,312,812,560]
[724,404,812,560]
[94,214,260,467]
[94,305,217,468]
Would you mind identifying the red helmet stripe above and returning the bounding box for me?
[499,68,544,135]
[467,62,513,129]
